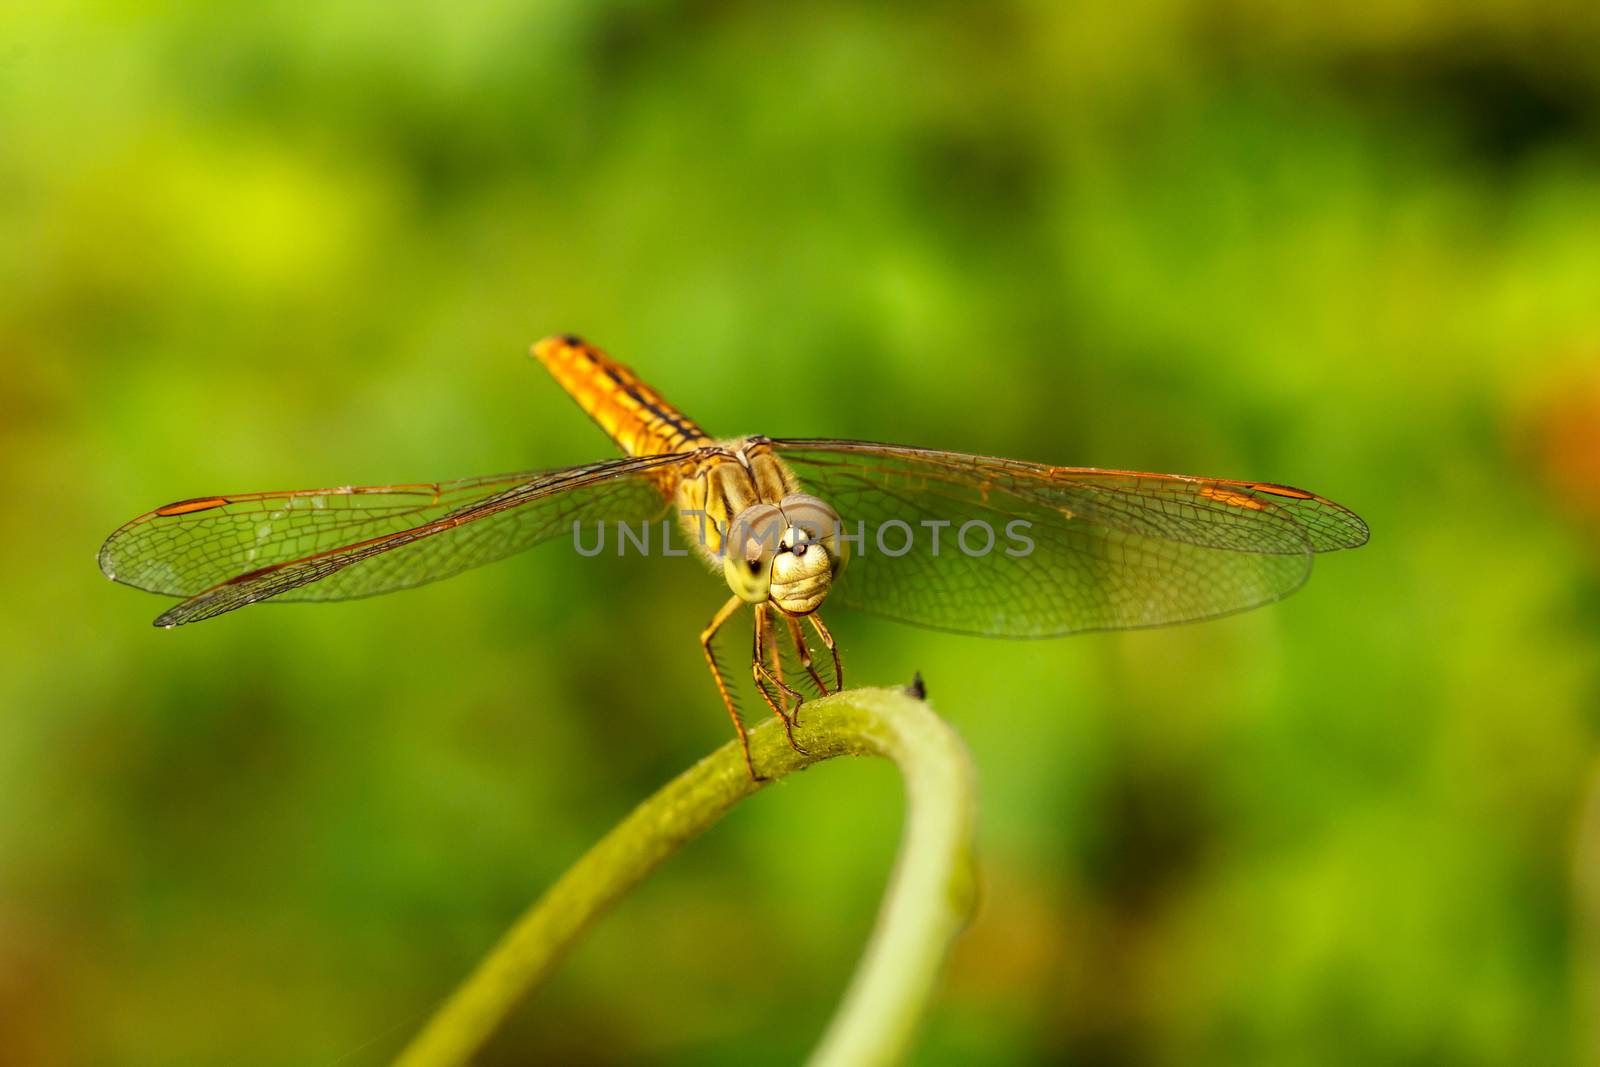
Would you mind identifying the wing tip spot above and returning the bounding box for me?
[155,496,229,517]
[1251,483,1315,500]
[229,564,283,585]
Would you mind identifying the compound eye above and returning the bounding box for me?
[722,503,783,603]
[779,494,847,575]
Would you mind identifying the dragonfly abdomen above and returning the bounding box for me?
[533,335,711,459]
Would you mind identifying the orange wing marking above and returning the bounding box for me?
[1250,483,1315,499]
[154,497,230,516]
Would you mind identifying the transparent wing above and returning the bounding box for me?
[99,455,686,627]
[770,439,1368,637]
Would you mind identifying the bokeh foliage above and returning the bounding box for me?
[3,2,1600,1064]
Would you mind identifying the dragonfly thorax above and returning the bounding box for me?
[722,494,847,614]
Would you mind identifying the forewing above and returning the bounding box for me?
[771,439,1367,637]
[100,455,684,627]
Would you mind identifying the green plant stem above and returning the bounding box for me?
[392,685,979,1067]
[1575,757,1600,1067]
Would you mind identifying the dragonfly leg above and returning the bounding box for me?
[701,594,760,781]
[763,604,785,691]
[785,612,832,703]
[809,612,842,692]
[757,606,805,732]
[752,604,808,755]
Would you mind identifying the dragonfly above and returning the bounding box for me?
[101,336,1368,778]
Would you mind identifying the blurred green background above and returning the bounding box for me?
[5,2,1600,1064]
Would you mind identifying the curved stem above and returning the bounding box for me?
[392,686,979,1067]
[1574,757,1600,1067]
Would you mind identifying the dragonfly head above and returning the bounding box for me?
[722,494,848,615]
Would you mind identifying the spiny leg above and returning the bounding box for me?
[701,594,759,780]
[764,603,785,692]
[754,605,805,713]
[753,604,807,752]
[809,612,842,692]
[752,604,807,755]
[785,613,833,711]
[765,608,799,726]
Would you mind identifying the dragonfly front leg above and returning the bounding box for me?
[763,607,787,696]
[701,594,761,780]
[808,612,842,692]
[752,604,808,755]
[785,613,833,710]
